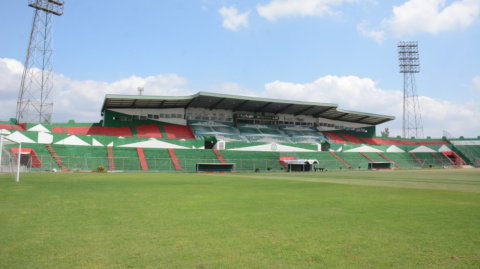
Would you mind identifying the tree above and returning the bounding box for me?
[381,127,390,137]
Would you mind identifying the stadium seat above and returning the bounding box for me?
[323,132,348,144]
[135,124,163,139]
[163,125,196,140]
[339,133,365,145]
[52,126,133,137]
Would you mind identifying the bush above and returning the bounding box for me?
[429,164,433,168]
[267,167,271,171]
[358,166,361,170]
[92,166,107,173]
[255,168,260,172]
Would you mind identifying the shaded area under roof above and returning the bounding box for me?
[101,92,395,125]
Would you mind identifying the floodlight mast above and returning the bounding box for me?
[16,0,64,125]
[398,41,424,139]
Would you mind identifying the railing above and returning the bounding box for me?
[15,156,455,173]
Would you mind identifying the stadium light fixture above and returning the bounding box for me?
[28,0,64,16]
[398,41,423,139]
[398,41,420,73]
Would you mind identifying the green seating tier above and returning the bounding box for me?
[363,152,388,162]
[220,151,282,172]
[215,134,247,142]
[50,145,109,171]
[454,145,480,165]
[142,148,172,171]
[245,136,292,143]
[260,128,282,135]
[238,127,262,134]
[294,152,350,170]
[290,137,320,144]
[112,148,141,171]
[381,153,423,169]
[174,149,220,171]
[336,152,370,169]
[413,153,444,167]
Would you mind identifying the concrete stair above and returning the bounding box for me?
[137,148,149,171]
[431,152,445,166]
[410,152,425,168]
[330,152,352,169]
[213,149,226,164]
[168,148,182,171]
[45,144,68,172]
[377,152,401,169]
[360,152,376,163]
[279,156,295,169]
[107,147,115,171]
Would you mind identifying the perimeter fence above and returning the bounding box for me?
[17,156,453,173]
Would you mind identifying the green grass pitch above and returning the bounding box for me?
[1,169,479,268]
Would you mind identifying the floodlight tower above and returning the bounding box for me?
[16,0,64,125]
[398,41,424,139]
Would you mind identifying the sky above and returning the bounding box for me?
[0,0,479,138]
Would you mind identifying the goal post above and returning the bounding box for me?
[0,136,21,182]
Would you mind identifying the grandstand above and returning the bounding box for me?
[1,92,478,173]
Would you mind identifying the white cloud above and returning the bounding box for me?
[210,82,260,97]
[472,76,480,91]
[206,75,479,137]
[218,6,250,31]
[357,20,386,44]
[259,75,479,137]
[0,58,192,123]
[383,0,480,37]
[1,58,478,138]
[257,0,357,21]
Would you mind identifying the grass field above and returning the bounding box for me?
[1,169,479,268]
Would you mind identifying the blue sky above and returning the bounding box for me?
[1,0,479,138]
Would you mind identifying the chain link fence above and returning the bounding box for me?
[19,156,452,173]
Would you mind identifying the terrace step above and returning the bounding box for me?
[279,156,295,169]
[330,152,352,169]
[357,137,370,145]
[360,152,376,163]
[45,144,68,171]
[107,147,115,171]
[377,152,401,169]
[431,152,445,166]
[168,148,182,171]
[61,127,69,135]
[410,152,425,168]
[213,149,226,164]
[137,148,149,171]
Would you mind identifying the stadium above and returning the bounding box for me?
[1,1,480,268]
[0,92,480,172]
[1,91,478,174]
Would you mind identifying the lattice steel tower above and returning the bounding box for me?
[16,0,64,125]
[398,41,423,139]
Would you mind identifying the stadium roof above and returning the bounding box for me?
[101,92,395,125]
